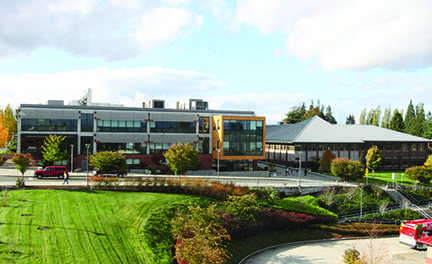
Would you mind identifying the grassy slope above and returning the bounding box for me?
[0,190,203,264]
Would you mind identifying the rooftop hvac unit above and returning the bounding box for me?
[152,99,165,109]
[189,99,208,110]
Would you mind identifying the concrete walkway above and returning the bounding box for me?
[241,237,426,264]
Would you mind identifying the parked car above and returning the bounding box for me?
[34,166,69,179]
[93,170,127,178]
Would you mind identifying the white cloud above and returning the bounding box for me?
[0,0,202,60]
[135,7,203,50]
[236,0,432,70]
[0,67,226,109]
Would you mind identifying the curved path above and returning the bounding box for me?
[241,237,426,264]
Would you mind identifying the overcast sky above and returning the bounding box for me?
[1,0,432,124]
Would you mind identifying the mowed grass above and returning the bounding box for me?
[0,190,203,264]
[360,170,427,186]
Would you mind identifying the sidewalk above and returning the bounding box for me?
[241,237,426,264]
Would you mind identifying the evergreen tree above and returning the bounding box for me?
[359,108,367,125]
[408,103,426,137]
[371,106,381,126]
[404,99,416,132]
[380,106,392,129]
[366,146,383,175]
[423,112,432,139]
[346,114,356,125]
[324,105,337,124]
[389,109,405,132]
[284,103,307,124]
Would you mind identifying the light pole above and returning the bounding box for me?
[360,185,363,218]
[70,144,74,174]
[85,143,90,187]
[298,151,302,185]
[217,148,221,179]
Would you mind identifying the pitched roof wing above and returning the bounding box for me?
[266,116,429,143]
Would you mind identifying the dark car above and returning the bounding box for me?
[34,166,69,179]
[93,170,127,178]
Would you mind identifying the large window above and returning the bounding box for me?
[21,118,77,132]
[97,120,146,132]
[223,119,263,156]
[81,113,94,132]
[199,117,210,133]
[150,121,195,133]
[97,142,146,154]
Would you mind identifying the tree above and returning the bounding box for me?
[90,151,127,173]
[404,99,416,132]
[331,158,364,182]
[424,154,432,169]
[380,106,392,129]
[171,203,230,264]
[319,147,336,173]
[2,104,17,148]
[405,166,432,185]
[346,114,355,125]
[407,103,426,137]
[41,135,68,166]
[324,105,337,124]
[365,146,383,175]
[424,112,432,139]
[12,153,32,186]
[164,142,200,175]
[359,108,367,125]
[284,103,307,124]
[0,112,8,148]
[389,109,405,132]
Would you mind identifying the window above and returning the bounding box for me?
[222,119,264,156]
[81,113,94,132]
[150,121,195,133]
[96,120,146,132]
[22,118,77,132]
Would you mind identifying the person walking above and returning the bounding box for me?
[63,172,69,184]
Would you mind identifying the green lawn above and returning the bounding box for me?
[0,190,205,264]
[360,170,430,186]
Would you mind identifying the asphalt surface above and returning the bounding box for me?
[242,237,427,264]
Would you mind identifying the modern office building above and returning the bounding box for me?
[17,98,265,172]
[266,116,431,170]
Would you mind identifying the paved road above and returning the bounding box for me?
[0,166,356,189]
[242,237,427,264]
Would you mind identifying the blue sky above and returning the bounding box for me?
[1,0,432,124]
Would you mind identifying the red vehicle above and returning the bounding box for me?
[34,166,69,179]
[400,219,432,249]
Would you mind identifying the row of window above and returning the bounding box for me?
[223,120,264,156]
[266,143,427,152]
[22,118,207,134]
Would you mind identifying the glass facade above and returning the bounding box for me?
[97,120,146,132]
[150,121,195,133]
[97,142,146,154]
[22,118,77,132]
[199,117,210,133]
[81,113,94,132]
[223,119,263,156]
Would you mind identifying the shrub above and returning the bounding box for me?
[0,156,7,166]
[343,247,362,264]
[405,166,432,184]
[319,148,335,172]
[225,193,260,221]
[331,158,364,182]
[171,203,230,264]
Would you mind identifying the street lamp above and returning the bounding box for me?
[70,144,74,174]
[360,185,363,218]
[217,148,221,179]
[85,143,90,187]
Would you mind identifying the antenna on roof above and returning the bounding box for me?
[79,88,92,106]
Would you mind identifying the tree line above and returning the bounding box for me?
[284,99,432,139]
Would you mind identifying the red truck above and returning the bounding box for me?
[400,219,432,249]
[34,166,69,179]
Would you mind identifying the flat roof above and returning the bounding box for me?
[19,103,256,116]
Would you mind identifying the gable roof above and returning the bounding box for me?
[266,116,430,144]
